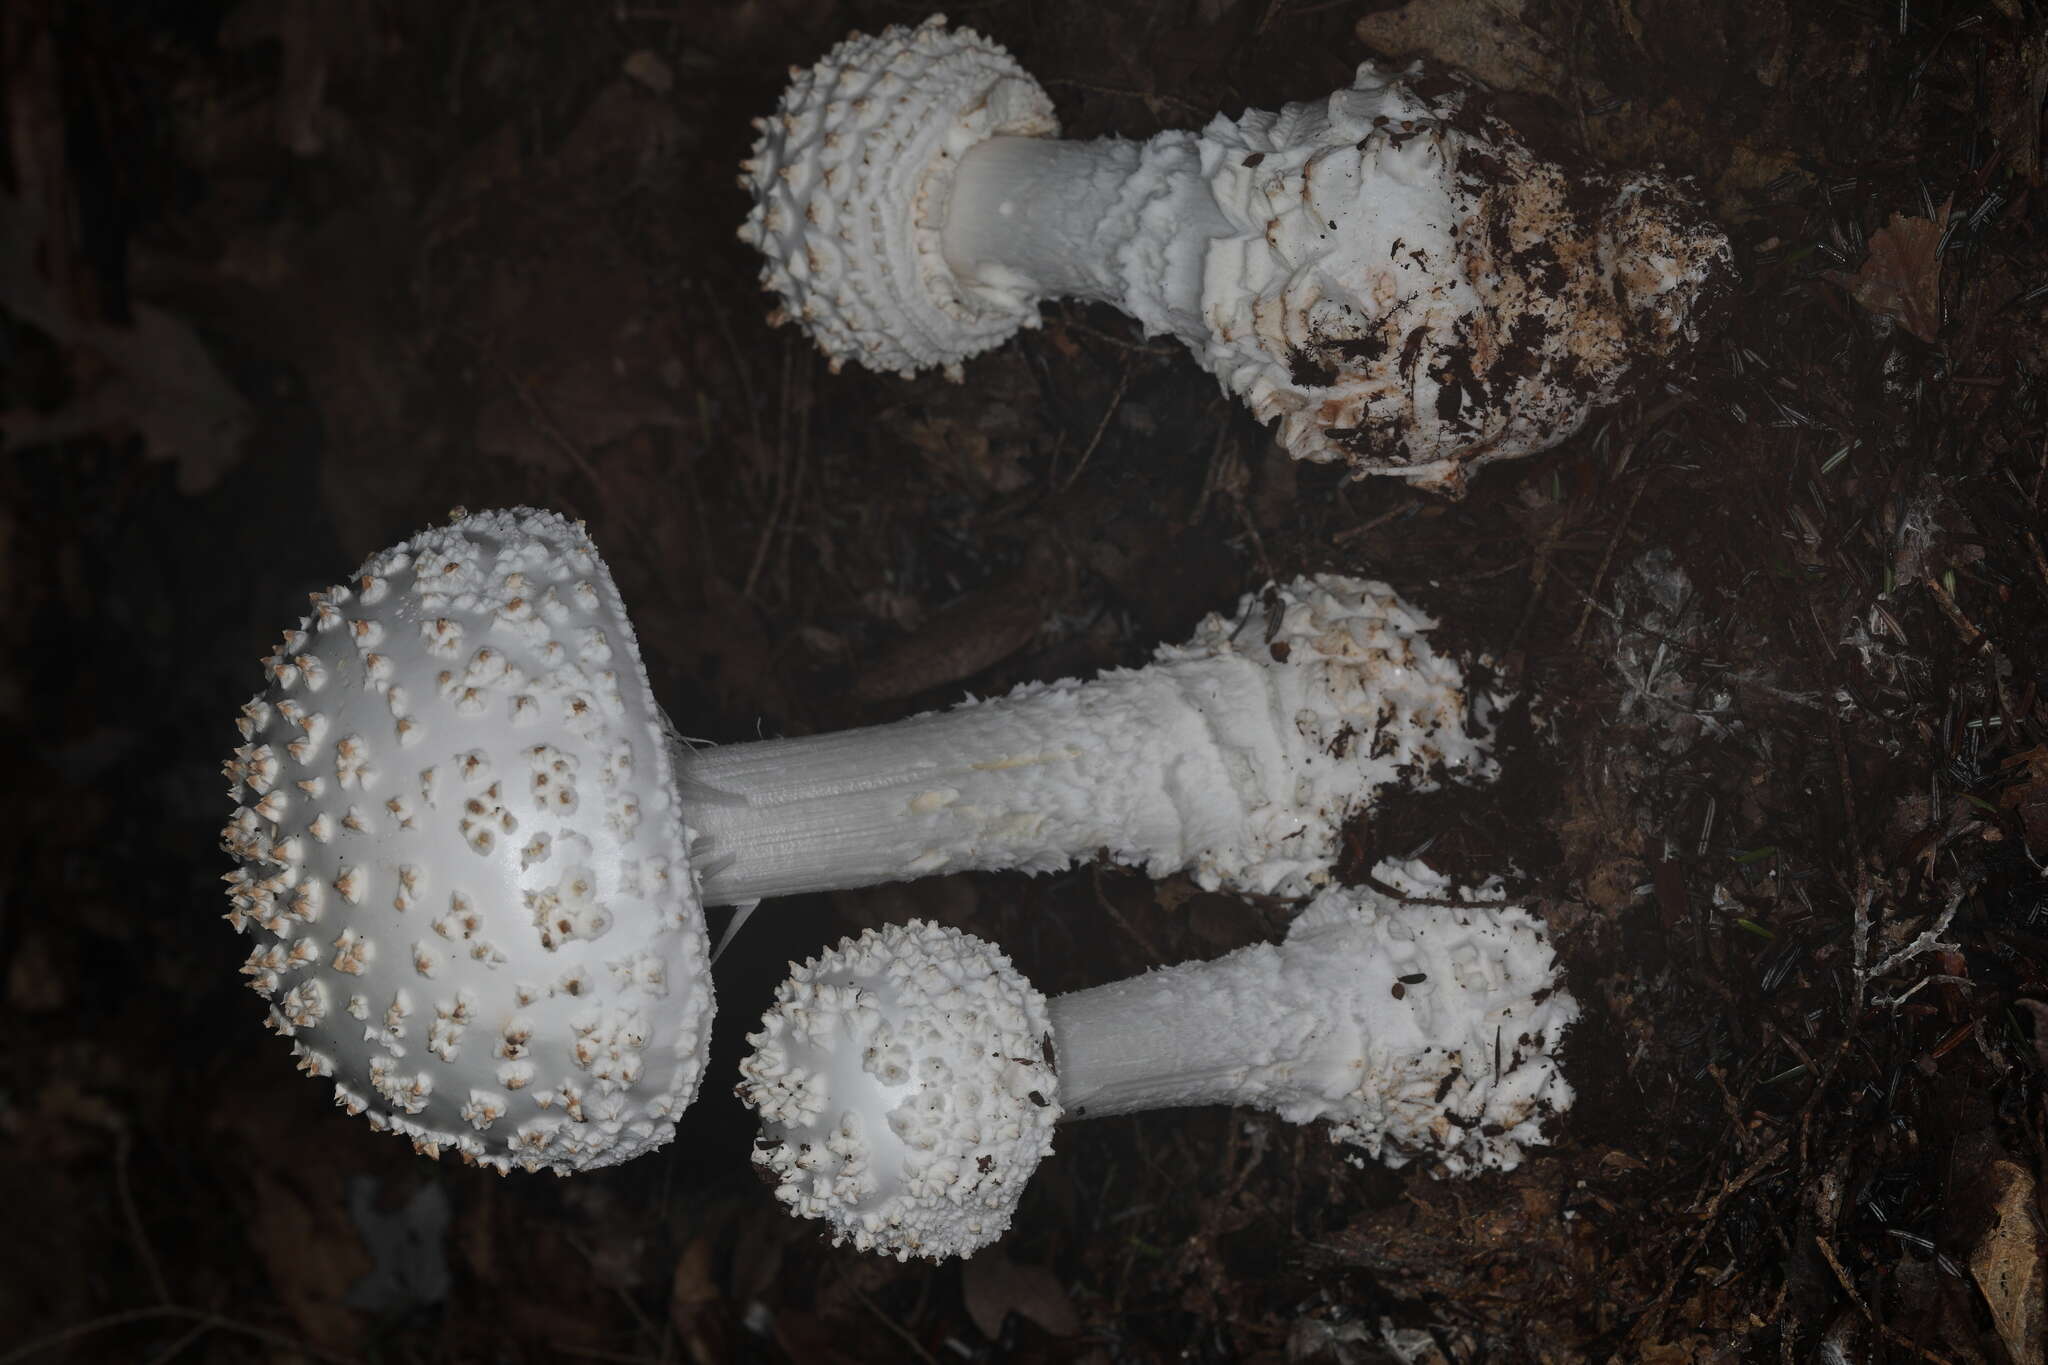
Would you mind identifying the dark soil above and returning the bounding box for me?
[4,0,2046,1361]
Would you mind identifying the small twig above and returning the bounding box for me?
[1091,865,1164,962]
[1262,0,1368,17]
[1038,77,1206,120]
[1571,473,1653,647]
[701,281,766,459]
[1047,316,1179,356]
[445,0,481,113]
[1622,1137,1789,1346]
[1058,362,1132,493]
[0,1307,360,1365]
[1863,880,1966,983]
[499,364,612,504]
[851,1288,940,1365]
[1921,574,1984,648]
[565,1232,664,1344]
[140,1320,212,1365]
[1814,1235,1956,1365]
[1189,420,1234,525]
[553,1345,666,1364]
[1331,495,1416,545]
[115,1132,171,1306]
[743,339,800,599]
[1826,704,1861,848]
[1849,878,1873,1019]
[2025,529,2048,594]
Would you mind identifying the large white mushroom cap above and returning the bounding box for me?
[738,921,1060,1262]
[220,508,713,1174]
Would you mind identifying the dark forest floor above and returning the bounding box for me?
[4,0,2048,1361]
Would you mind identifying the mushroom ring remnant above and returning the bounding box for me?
[740,16,1733,493]
[221,508,713,1174]
[740,863,1578,1261]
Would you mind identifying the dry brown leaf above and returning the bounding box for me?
[961,1249,1081,1340]
[1354,0,1564,96]
[2000,744,2048,848]
[2,17,250,491]
[1969,1160,2045,1365]
[218,0,373,155]
[853,542,1066,701]
[1984,20,2048,185]
[1828,204,1948,342]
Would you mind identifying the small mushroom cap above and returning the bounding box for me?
[738,920,1060,1262]
[220,508,712,1174]
[737,15,1058,378]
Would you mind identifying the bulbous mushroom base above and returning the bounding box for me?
[1195,64,1734,492]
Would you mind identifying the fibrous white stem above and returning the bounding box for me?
[677,660,1256,904]
[941,134,1228,340]
[674,575,1492,906]
[1048,868,1575,1173]
[1046,936,1358,1121]
[1047,867,1574,1175]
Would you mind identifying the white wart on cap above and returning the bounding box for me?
[220,508,712,1174]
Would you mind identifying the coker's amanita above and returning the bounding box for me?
[738,16,1733,493]
[738,862,1578,1261]
[221,509,1493,1171]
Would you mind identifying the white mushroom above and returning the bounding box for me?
[220,508,711,1174]
[221,509,1492,1167]
[739,16,1732,493]
[738,862,1578,1261]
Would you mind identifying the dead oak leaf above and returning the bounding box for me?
[1827,203,1949,342]
[2000,743,2048,848]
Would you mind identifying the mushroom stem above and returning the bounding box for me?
[675,661,1252,904]
[674,574,1493,906]
[940,133,1228,338]
[1047,872,1575,1148]
[1045,885,1567,1129]
[1046,934,1362,1121]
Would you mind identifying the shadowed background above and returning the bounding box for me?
[3,0,2047,1360]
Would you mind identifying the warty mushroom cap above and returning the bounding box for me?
[220,508,713,1174]
[739,920,1059,1262]
[736,15,1058,379]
